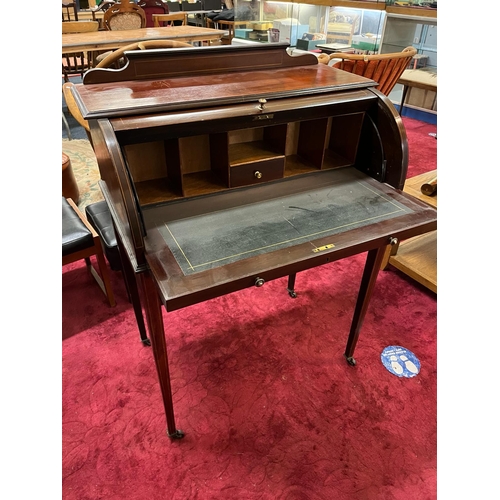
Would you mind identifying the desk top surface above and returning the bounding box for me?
[74,44,377,118]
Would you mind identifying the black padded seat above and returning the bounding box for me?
[62,198,94,256]
[85,201,121,271]
[62,197,115,307]
[85,200,150,346]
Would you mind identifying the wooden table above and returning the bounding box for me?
[398,68,437,115]
[381,170,437,292]
[62,25,226,54]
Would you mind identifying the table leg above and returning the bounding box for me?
[399,85,410,116]
[141,271,185,439]
[344,245,386,366]
[287,273,297,298]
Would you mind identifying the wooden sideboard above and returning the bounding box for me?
[72,43,437,439]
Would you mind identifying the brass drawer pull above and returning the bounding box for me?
[254,170,262,179]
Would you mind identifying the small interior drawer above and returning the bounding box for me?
[229,157,285,188]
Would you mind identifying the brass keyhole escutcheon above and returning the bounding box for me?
[254,171,262,179]
[255,277,265,287]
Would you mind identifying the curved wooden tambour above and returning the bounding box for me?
[89,119,147,271]
[355,89,408,190]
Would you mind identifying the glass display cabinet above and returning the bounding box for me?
[230,1,437,118]
[380,11,437,116]
[380,12,436,69]
[231,0,386,50]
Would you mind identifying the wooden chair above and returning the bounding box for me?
[62,197,116,307]
[95,1,148,63]
[62,82,92,142]
[90,0,116,29]
[153,12,187,27]
[62,2,78,22]
[63,39,193,127]
[206,19,248,44]
[138,0,169,27]
[102,0,147,31]
[318,46,417,97]
[63,40,193,138]
[326,11,359,45]
[62,20,100,82]
[96,39,192,67]
[63,39,194,344]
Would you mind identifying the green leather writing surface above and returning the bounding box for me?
[157,171,412,275]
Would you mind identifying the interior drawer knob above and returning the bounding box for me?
[254,171,262,179]
[255,277,265,287]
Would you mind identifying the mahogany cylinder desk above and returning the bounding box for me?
[71,43,437,439]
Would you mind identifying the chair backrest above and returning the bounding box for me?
[63,40,194,134]
[62,20,100,34]
[137,0,169,27]
[62,21,100,82]
[153,12,187,27]
[62,2,78,22]
[95,39,192,67]
[103,0,147,31]
[322,46,417,96]
[90,0,116,26]
[63,82,91,134]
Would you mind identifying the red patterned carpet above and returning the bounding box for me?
[62,117,437,499]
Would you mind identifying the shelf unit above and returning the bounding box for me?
[115,99,369,207]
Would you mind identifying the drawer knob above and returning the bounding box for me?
[254,170,262,179]
[255,277,265,287]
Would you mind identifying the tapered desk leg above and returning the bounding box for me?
[344,245,387,366]
[287,273,297,298]
[141,272,185,439]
